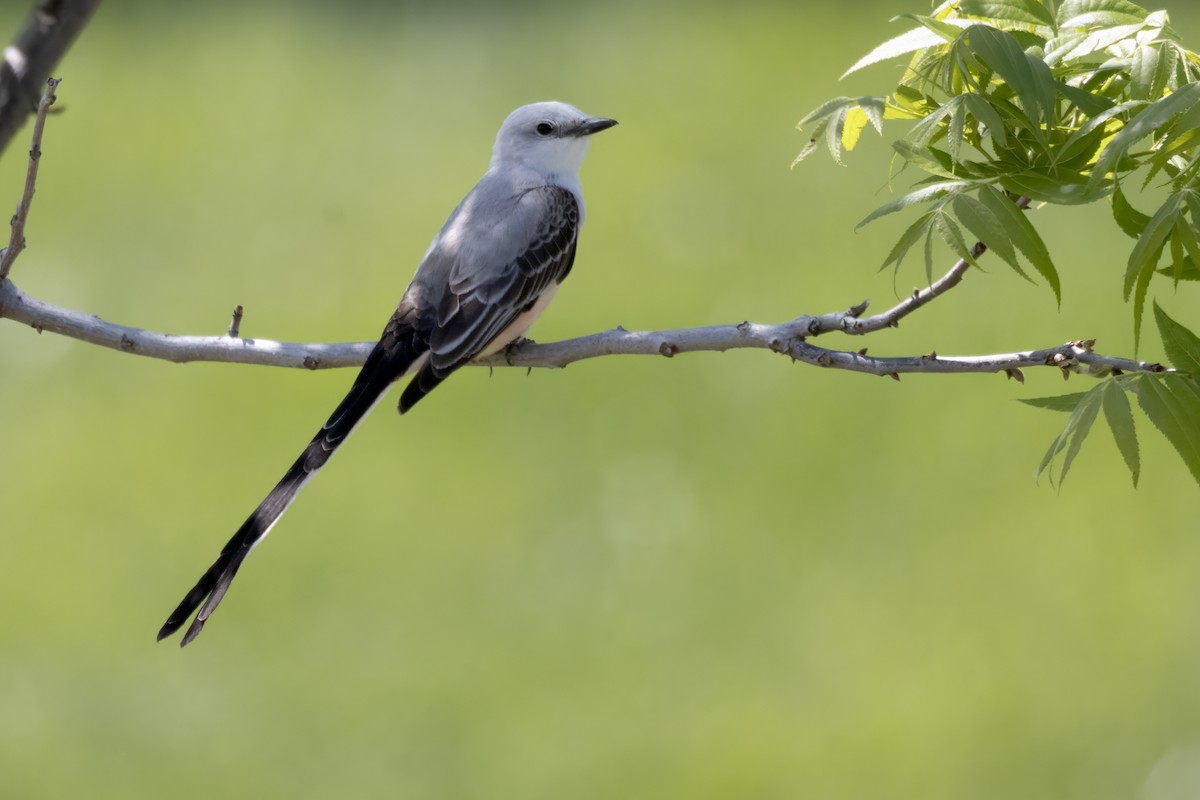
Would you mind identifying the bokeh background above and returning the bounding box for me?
[1,1,1199,798]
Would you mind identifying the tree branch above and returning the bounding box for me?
[0,0,99,158]
[0,80,1167,384]
[0,75,57,280]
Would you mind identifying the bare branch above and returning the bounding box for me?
[0,0,99,158]
[0,278,373,369]
[0,75,57,281]
[0,277,1164,379]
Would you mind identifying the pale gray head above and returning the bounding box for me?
[490,101,617,177]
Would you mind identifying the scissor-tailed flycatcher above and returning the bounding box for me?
[158,101,616,646]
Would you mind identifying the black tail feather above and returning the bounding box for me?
[158,334,422,646]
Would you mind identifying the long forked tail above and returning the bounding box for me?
[158,335,422,647]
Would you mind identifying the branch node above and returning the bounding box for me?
[659,341,678,358]
[119,334,135,352]
[303,356,320,370]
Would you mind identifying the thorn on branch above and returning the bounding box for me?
[926,351,938,360]
[1005,368,1025,384]
[736,320,750,333]
[847,299,870,317]
[887,372,900,381]
[227,304,244,338]
[857,348,868,356]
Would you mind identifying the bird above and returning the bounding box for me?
[157,101,617,646]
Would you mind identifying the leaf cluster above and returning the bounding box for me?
[797,0,1200,347]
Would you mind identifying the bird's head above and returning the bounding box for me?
[490,101,617,178]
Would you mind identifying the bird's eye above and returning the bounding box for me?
[536,122,555,136]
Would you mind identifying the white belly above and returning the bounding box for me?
[479,283,561,357]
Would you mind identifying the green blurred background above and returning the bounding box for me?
[1,2,1199,798]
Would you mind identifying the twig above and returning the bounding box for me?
[0,75,57,281]
[802,196,1034,337]
[227,304,244,338]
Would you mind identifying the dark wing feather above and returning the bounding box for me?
[397,186,579,414]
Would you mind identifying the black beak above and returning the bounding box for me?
[576,117,618,136]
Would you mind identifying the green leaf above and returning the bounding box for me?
[962,93,1009,148]
[879,211,937,272]
[998,170,1104,205]
[952,192,1028,279]
[842,20,965,78]
[1131,373,1200,485]
[1111,184,1151,238]
[892,139,960,179]
[1054,80,1116,118]
[1155,258,1200,281]
[1130,44,1163,102]
[966,26,1057,129]
[932,211,980,278]
[1101,379,1141,486]
[1092,82,1200,188]
[1124,192,1184,351]
[856,181,964,228]
[1058,0,1153,29]
[948,99,966,165]
[1154,302,1200,375]
[826,102,848,165]
[1034,383,1104,487]
[1020,391,1092,411]
[978,185,1062,303]
[1171,213,1200,282]
[958,0,1056,26]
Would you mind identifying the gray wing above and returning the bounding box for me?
[397,184,580,413]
